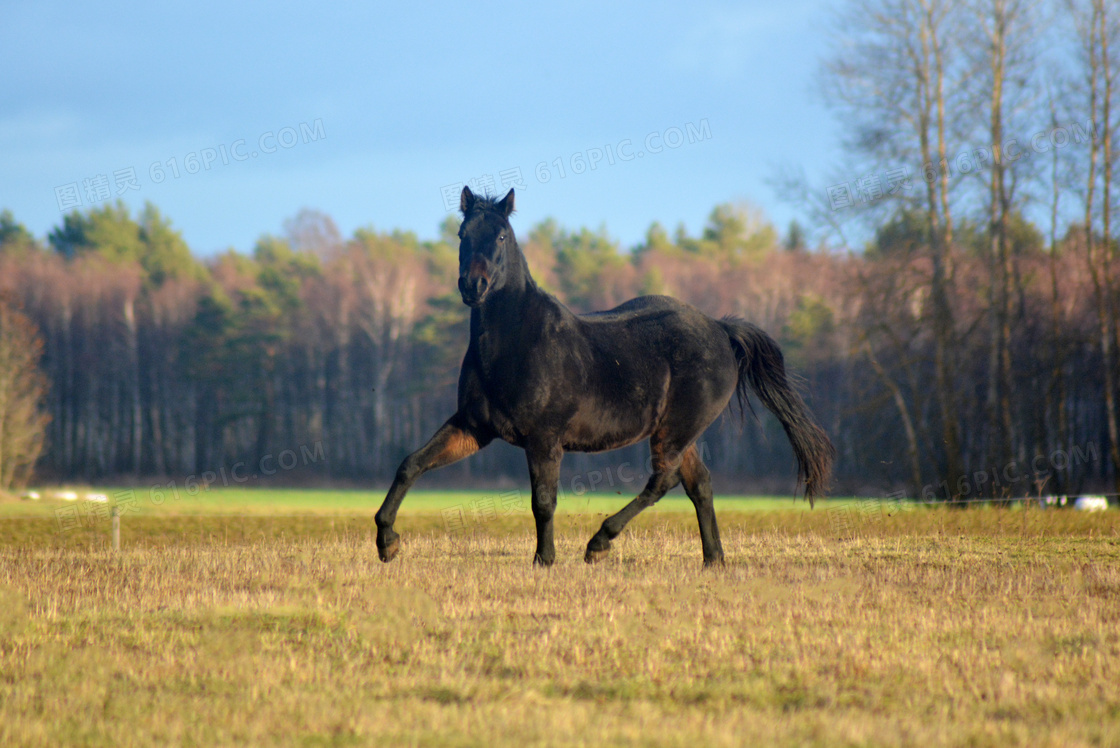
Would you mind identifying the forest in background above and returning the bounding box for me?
[3,0,1120,500]
[0,192,1111,500]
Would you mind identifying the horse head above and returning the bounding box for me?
[457,186,517,307]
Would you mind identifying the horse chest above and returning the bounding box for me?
[479,360,544,415]
[472,352,565,441]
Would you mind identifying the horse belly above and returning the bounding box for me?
[560,400,655,453]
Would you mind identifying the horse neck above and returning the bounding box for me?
[471,247,548,342]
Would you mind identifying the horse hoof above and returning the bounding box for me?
[703,555,726,568]
[584,548,610,564]
[378,536,400,563]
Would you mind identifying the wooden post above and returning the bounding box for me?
[111,506,120,552]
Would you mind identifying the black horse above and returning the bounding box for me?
[375,187,834,566]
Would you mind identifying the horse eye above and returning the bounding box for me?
[498,234,505,242]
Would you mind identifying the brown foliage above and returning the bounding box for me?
[0,295,49,492]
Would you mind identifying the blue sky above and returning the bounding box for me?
[1,1,838,255]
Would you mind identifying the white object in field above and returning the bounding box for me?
[85,493,108,503]
[1040,495,1068,508]
[55,490,79,501]
[21,491,41,501]
[1074,496,1109,512]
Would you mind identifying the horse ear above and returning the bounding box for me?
[460,185,476,215]
[497,188,515,218]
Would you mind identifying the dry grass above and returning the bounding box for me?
[1,508,1119,746]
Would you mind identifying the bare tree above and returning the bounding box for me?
[284,208,343,261]
[966,0,1042,490]
[1070,0,1120,495]
[348,232,431,475]
[822,0,968,496]
[1046,95,1071,490]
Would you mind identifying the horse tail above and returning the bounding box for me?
[719,317,835,506]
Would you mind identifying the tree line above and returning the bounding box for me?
[0,187,1112,500]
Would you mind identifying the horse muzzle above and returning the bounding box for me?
[458,275,490,306]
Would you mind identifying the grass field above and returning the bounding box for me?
[0,486,813,517]
[1,489,1118,746]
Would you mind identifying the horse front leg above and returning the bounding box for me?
[526,442,563,566]
[375,414,489,562]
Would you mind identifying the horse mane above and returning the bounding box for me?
[466,193,515,217]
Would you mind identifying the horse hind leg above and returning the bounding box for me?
[584,436,694,563]
[584,466,681,563]
[679,444,724,566]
